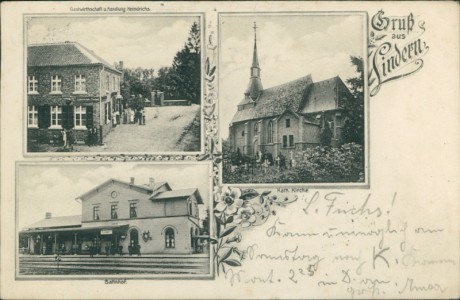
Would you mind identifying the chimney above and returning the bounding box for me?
[45,212,52,219]
[119,61,124,70]
[149,177,155,188]
[130,177,135,185]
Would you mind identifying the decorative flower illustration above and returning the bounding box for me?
[234,206,256,228]
[212,185,298,276]
[215,187,243,215]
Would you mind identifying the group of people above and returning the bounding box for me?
[128,241,141,256]
[86,127,99,146]
[123,107,146,125]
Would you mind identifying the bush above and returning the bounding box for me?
[300,143,364,182]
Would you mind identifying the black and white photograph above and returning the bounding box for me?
[16,162,212,278]
[220,14,367,184]
[26,15,203,154]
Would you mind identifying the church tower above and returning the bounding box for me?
[244,22,263,101]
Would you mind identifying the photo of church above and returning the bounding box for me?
[17,163,211,276]
[221,14,367,184]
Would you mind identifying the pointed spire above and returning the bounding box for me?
[245,21,263,101]
[252,22,259,68]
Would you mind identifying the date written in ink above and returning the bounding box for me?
[288,258,324,283]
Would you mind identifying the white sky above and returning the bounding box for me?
[27,16,200,70]
[17,163,211,229]
[219,14,365,138]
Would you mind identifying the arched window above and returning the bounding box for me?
[268,121,273,143]
[165,228,175,248]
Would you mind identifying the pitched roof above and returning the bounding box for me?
[231,75,352,124]
[75,178,154,200]
[151,188,203,204]
[28,42,121,73]
[231,75,313,124]
[23,215,81,230]
[301,77,340,113]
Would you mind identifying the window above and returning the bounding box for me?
[116,77,120,91]
[129,202,137,218]
[112,77,116,91]
[283,135,294,148]
[268,121,273,143]
[51,75,62,92]
[106,75,110,91]
[165,228,175,248]
[254,123,259,135]
[50,106,62,127]
[74,106,87,128]
[28,76,38,93]
[105,102,111,124]
[74,75,86,92]
[242,130,245,137]
[28,106,38,127]
[188,201,193,216]
[286,119,291,128]
[93,206,100,220]
[111,204,118,219]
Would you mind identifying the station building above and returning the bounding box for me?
[19,177,206,255]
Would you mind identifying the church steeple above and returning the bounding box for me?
[245,22,263,101]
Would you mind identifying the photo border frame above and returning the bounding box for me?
[217,11,370,189]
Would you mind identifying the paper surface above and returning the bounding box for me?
[1,1,459,299]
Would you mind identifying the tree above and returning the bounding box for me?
[342,56,365,145]
[170,22,201,104]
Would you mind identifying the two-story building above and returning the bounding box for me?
[27,42,123,149]
[19,177,205,255]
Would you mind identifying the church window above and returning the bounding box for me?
[242,130,245,137]
[283,135,295,148]
[268,121,273,143]
[254,123,258,135]
[286,119,291,128]
[165,228,175,248]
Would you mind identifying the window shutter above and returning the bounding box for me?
[62,106,74,129]
[86,106,94,128]
[38,106,50,129]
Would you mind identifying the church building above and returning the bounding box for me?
[19,177,205,255]
[228,24,354,159]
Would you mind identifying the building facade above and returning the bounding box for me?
[19,177,205,255]
[228,26,354,159]
[27,42,123,149]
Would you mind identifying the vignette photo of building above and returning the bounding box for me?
[220,14,368,185]
[25,15,203,154]
[16,162,212,278]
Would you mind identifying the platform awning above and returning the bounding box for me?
[20,224,129,235]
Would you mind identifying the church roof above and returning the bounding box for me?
[232,74,313,123]
[231,75,350,124]
[28,42,121,73]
